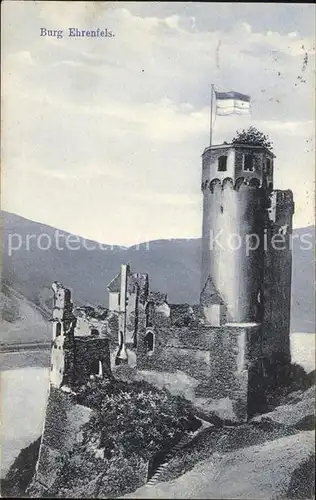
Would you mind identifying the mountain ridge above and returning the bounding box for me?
[1,210,314,333]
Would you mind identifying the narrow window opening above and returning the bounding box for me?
[144,330,155,356]
[266,158,271,175]
[257,290,261,303]
[146,302,155,328]
[218,155,227,172]
[243,154,254,172]
[55,322,62,337]
[91,359,100,375]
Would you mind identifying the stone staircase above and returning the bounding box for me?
[147,419,211,486]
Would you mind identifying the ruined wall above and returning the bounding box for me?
[263,189,294,360]
[126,273,149,344]
[50,282,77,388]
[136,318,262,421]
[73,336,112,382]
[28,387,93,496]
[50,282,113,388]
[50,331,75,388]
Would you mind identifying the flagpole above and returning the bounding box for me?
[209,84,215,148]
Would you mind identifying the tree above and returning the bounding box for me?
[232,126,273,152]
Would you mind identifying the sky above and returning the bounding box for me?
[1,1,315,245]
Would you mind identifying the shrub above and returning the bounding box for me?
[232,126,273,152]
[77,378,195,461]
[55,378,197,497]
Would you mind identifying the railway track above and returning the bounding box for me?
[0,342,51,353]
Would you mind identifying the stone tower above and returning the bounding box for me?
[200,140,294,362]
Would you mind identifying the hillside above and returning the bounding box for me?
[0,283,50,344]
[1,210,315,337]
[1,210,201,313]
[124,381,315,499]
[124,431,315,499]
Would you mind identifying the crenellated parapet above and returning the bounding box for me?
[201,176,266,192]
[201,143,275,192]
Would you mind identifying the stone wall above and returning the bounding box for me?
[263,189,294,360]
[29,385,148,497]
[73,336,112,382]
[137,322,262,421]
[28,387,93,496]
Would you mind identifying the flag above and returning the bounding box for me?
[215,91,251,116]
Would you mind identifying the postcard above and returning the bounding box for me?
[1,2,315,498]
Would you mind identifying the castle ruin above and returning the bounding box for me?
[45,137,294,422]
[31,134,295,494]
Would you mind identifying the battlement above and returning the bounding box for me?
[201,176,268,192]
[201,142,274,190]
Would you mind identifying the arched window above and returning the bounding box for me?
[256,289,264,322]
[257,290,261,303]
[144,330,155,355]
[218,155,227,172]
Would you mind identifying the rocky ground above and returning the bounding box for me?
[123,383,315,499]
[124,431,314,499]
[2,377,314,499]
